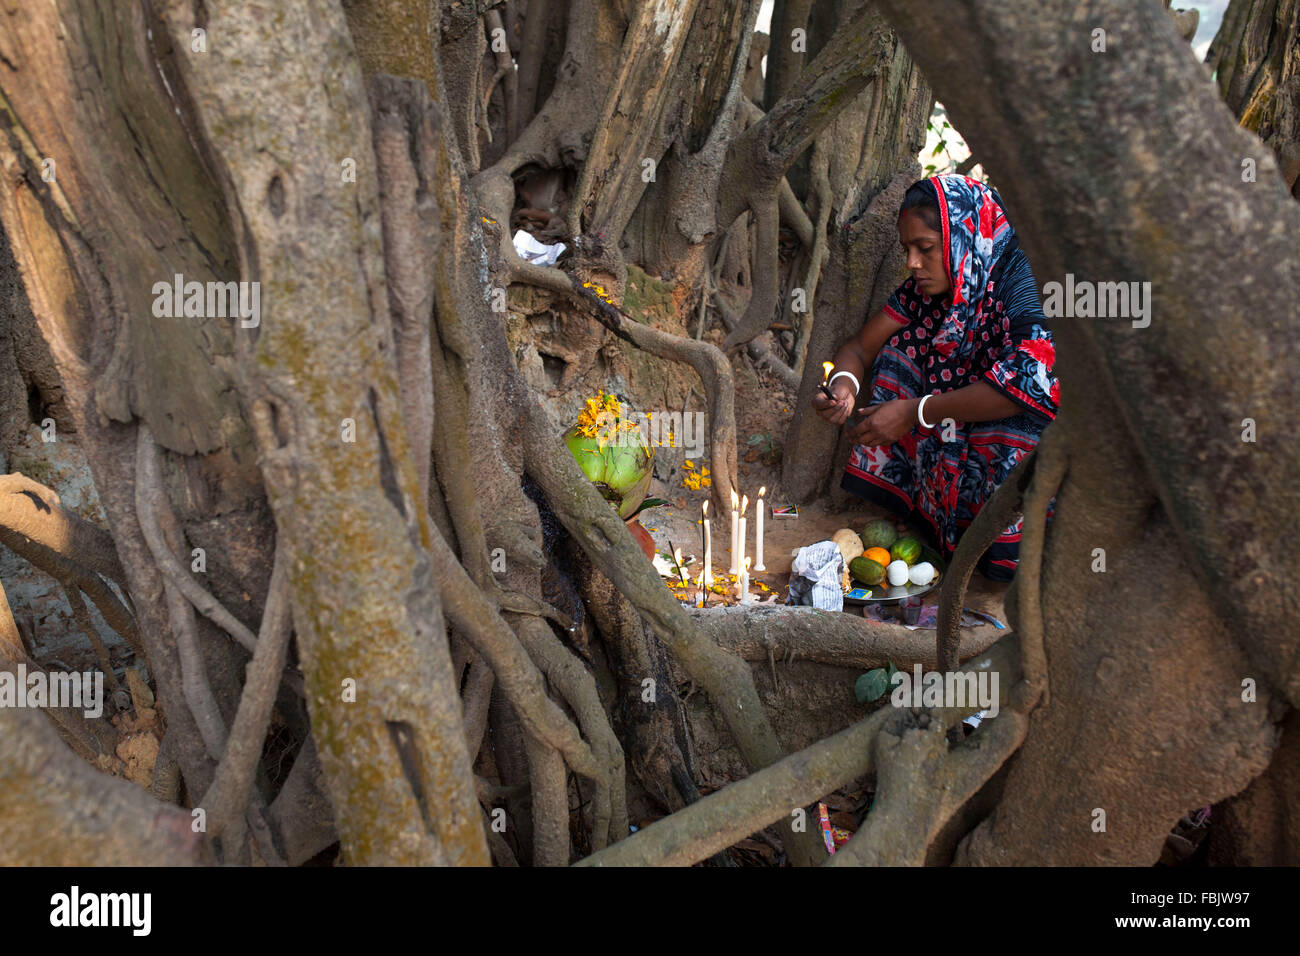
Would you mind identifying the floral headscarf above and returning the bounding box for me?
[883,174,1059,414]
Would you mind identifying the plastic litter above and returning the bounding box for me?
[512,229,566,266]
[785,540,844,612]
[819,802,853,854]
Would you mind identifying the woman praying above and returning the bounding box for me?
[812,174,1058,581]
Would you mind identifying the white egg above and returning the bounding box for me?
[887,559,910,586]
[908,562,935,586]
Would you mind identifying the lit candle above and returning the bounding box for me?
[736,494,748,592]
[697,570,705,608]
[755,486,766,571]
[739,556,751,604]
[729,488,740,573]
[701,500,712,588]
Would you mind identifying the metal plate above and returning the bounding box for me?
[843,546,945,604]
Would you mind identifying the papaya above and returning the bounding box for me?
[859,518,898,551]
[890,535,923,566]
[849,555,887,586]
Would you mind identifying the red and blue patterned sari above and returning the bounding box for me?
[841,175,1059,581]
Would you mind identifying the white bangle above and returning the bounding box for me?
[917,393,937,428]
[827,370,860,396]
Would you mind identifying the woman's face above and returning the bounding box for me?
[898,209,950,299]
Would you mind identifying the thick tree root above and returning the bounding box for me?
[428,519,614,826]
[934,447,1036,746]
[509,612,629,849]
[458,644,495,762]
[198,545,294,840]
[0,698,209,865]
[721,191,780,351]
[524,731,570,866]
[0,612,120,762]
[134,430,305,699]
[573,544,700,817]
[151,729,182,805]
[937,448,1037,676]
[688,603,1002,671]
[136,433,230,764]
[711,276,800,390]
[156,5,491,865]
[59,583,123,699]
[825,708,1028,866]
[0,472,127,583]
[1012,423,1068,712]
[579,632,1022,866]
[0,472,143,661]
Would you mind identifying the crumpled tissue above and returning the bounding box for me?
[512,229,566,266]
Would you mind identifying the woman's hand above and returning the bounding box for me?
[811,379,857,425]
[847,397,919,447]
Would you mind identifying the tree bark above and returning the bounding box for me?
[157,0,487,867]
[876,0,1298,864]
[1206,0,1300,197]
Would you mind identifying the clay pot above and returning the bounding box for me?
[625,517,656,560]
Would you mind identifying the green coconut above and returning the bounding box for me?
[563,404,655,519]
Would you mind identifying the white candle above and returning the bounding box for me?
[697,571,705,608]
[739,556,751,604]
[673,547,688,586]
[755,486,766,571]
[702,500,712,588]
[729,489,739,573]
[736,494,748,591]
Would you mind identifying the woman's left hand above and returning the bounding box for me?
[846,398,919,447]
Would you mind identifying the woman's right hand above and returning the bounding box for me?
[811,379,857,425]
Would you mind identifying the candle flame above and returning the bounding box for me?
[758,486,766,497]
[741,494,749,514]
[702,500,708,516]
[821,361,834,383]
[744,556,752,570]
[730,489,739,508]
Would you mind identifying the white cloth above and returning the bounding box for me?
[786,540,845,612]
[512,229,566,266]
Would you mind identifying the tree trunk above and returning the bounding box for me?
[1206,0,1300,197]
[875,0,1299,864]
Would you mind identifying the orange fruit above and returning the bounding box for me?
[863,547,892,568]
